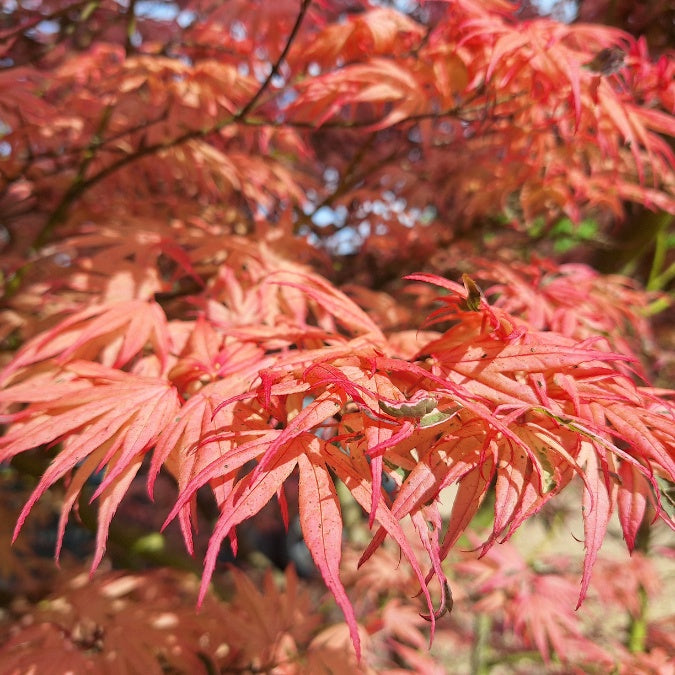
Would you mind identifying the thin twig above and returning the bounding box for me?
[31,103,114,252]
[235,0,312,120]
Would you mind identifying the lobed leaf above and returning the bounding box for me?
[297,441,361,660]
[0,363,180,566]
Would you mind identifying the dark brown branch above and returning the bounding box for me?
[236,0,313,120]
[293,133,380,236]
[0,0,90,45]
[29,104,114,252]
[19,109,170,164]
[123,0,139,56]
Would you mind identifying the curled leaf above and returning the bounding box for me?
[378,393,438,418]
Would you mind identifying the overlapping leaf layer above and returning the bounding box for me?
[2,249,673,656]
[1,0,674,661]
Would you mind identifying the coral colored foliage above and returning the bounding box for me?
[0,0,674,664]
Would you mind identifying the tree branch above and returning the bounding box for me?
[235,0,312,120]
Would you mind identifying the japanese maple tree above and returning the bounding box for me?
[0,0,674,670]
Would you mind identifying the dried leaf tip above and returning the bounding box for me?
[459,273,486,311]
[420,580,453,621]
[378,392,438,418]
[583,47,625,75]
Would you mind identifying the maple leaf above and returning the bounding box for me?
[468,258,661,367]
[216,565,323,668]
[290,7,425,67]
[149,389,271,553]
[0,299,172,385]
[0,568,298,674]
[457,538,592,664]
[306,622,373,674]
[297,441,361,657]
[0,362,181,570]
[591,553,662,617]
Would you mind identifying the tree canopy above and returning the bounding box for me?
[1,0,674,666]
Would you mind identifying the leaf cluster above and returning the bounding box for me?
[0,0,674,665]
